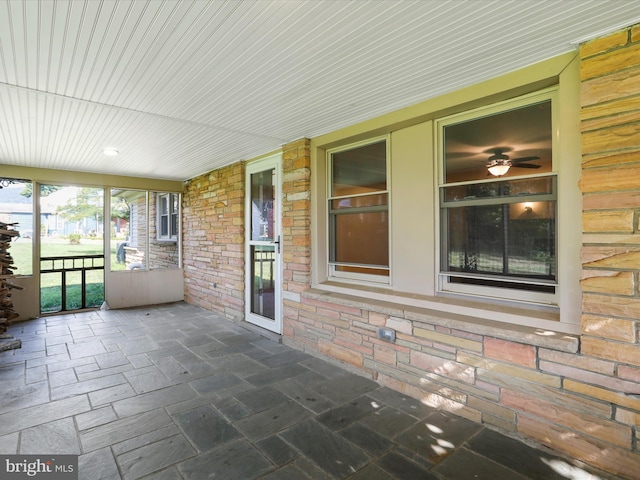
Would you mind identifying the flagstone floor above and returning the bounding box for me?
[0,302,625,479]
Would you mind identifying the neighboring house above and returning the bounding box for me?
[40,187,102,237]
[0,186,103,238]
[0,184,33,235]
[0,203,33,236]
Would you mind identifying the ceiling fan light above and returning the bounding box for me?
[488,162,511,177]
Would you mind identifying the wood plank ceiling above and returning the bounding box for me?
[0,0,638,181]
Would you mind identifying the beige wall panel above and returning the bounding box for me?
[105,269,184,309]
[9,276,39,320]
[390,122,434,295]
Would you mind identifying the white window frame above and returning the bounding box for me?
[156,192,179,242]
[326,136,391,285]
[435,89,560,308]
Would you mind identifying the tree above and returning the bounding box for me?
[111,196,130,221]
[56,188,104,223]
[20,184,62,198]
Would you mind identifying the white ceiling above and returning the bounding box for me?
[0,0,638,182]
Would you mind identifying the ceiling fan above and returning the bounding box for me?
[485,147,540,176]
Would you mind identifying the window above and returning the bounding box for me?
[327,138,389,282]
[110,190,180,271]
[110,189,147,271]
[156,193,179,241]
[0,179,33,275]
[438,91,557,305]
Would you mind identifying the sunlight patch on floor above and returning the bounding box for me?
[426,423,443,434]
[541,458,604,480]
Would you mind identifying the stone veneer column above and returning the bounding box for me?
[576,24,640,476]
[280,139,312,337]
[182,162,245,321]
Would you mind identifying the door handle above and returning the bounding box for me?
[272,235,280,253]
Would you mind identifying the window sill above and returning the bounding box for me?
[306,282,580,353]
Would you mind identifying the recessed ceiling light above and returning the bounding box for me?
[103,149,119,156]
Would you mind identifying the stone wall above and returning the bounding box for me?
[183,163,245,320]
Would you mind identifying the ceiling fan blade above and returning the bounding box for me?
[512,163,541,169]
[512,156,539,163]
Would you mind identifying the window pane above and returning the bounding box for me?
[172,194,179,214]
[250,169,275,242]
[0,180,33,275]
[335,265,389,276]
[332,211,389,267]
[160,216,169,236]
[171,212,178,237]
[508,201,555,277]
[171,194,179,236]
[150,192,179,269]
[331,193,387,210]
[332,140,386,197]
[443,200,555,281]
[111,190,147,271]
[329,139,389,280]
[443,177,554,203]
[444,100,552,183]
[250,245,275,319]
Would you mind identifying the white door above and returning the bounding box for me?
[245,154,282,334]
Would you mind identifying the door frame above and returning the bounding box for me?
[244,153,283,334]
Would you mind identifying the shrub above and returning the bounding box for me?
[68,233,81,245]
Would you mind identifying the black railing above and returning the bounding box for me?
[40,255,104,312]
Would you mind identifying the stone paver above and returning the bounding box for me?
[174,404,241,452]
[0,302,627,479]
[20,417,81,454]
